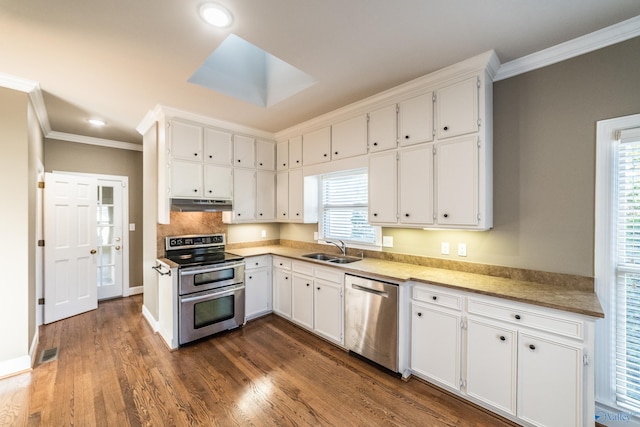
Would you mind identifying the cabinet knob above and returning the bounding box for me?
[237,213,241,216]
[255,262,259,266]
[417,312,422,317]
[259,213,263,216]
[296,213,300,216]
[317,287,320,290]
[514,314,521,320]
[193,189,198,193]
[194,153,198,156]
[283,213,287,216]
[529,344,536,351]
[405,213,410,217]
[405,135,410,139]
[208,190,212,193]
[249,276,253,280]
[259,162,263,166]
[432,296,437,301]
[443,126,449,131]
[296,160,300,163]
[443,213,449,218]
[373,142,378,146]
[323,154,327,157]
[209,155,213,158]
[285,276,288,280]
[237,159,241,163]
[373,213,378,217]
[334,151,338,155]
[283,163,286,166]
[499,335,506,341]
[306,283,310,287]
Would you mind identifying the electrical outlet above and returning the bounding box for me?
[441,242,450,255]
[313,231,319,240]
[261,229,266,238]
[458,243,467,257]
[383,236,393,247]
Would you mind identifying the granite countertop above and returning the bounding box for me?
[227,245,604,319]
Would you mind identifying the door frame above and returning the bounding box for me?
[53,171,130,297]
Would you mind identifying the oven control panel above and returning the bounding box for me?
[166,234,225,250]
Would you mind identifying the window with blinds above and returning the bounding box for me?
[319,168,379,245]
[615,127,640,410]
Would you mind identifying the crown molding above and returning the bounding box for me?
[47,131,143,152]
[0,72,52,135]
[495,15,640,81]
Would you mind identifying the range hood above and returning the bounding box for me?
[170,198,233,212]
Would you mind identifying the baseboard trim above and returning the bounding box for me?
[125,285,143,296]
[0,355,32,380]
[142,304,158,332]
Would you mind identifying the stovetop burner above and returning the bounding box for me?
[164,233,243,267]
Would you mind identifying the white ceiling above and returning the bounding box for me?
[2,0,640,144]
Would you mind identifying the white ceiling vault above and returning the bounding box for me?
[1,0,640,145]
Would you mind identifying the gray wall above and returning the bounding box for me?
[44,139,144,288]
[282,36,640,278]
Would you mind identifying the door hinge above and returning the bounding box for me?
[433,146,437,155]
[396,105,400,114]
[583,353,591,366]
[366,113,370,122]
[460,320,467,329]
[477,77,481,88]
[37,240,45,247]
[396,152,400,161]
[459,378,467,389]
[38,298,45,305]
[477,118,481,128]
[432,93,436,102]
[38,181,45,189]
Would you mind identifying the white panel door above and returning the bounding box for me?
[45,172,98,323]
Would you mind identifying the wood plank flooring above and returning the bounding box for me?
[0,295,517,426]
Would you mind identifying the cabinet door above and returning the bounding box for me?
[302,127,331,165]
[399,145,433,225]
[292,274,314,329]
[234,135,255,168]
[276,171,289,221]
[518,332,582,427]
[245,268,271,320]
[256,139,275,171]
[170,120,203,161]
[466,318,517,416]
[232,169,255,221]
[256,171,275,221]
[369,151,397,224]
[436,77,479,139]
[369,104,397,152]
[289,168,304,222]
[331,115,368,160]
[276,140,289,170]
[314,280,343,345]
[436,136,478,226]
[204,165,232,199]
[273,268,291,318]
[289,136,303,168]
[398,92,434,147]
[171,160,203,197]
[410,302,461,390]
[203,128,232,165]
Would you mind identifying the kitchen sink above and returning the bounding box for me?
[302,253,360,264]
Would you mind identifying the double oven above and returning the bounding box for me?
[164,234,245,345]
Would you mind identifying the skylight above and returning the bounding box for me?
[188,34,316,108]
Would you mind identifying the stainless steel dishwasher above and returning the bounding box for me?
[344,274,398,372]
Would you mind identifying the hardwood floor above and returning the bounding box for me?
[0,295,516,426]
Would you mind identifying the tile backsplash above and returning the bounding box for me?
[156,211,227,257]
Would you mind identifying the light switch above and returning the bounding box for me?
[383,236,393,247]
[458,243,467,257]
[129,223,135,231]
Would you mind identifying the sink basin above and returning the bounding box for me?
[302,253,360,264]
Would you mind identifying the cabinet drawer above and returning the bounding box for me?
[467,298,583,340]
[292,261,314,276]
[272,257,291,270]
[413,285,462,310]
[245,255,270,270]
[315,266,343,284]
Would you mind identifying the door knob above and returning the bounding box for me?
[90,249,97,254]
[115,246,121,250]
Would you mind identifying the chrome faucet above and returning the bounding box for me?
[326,239,346,256]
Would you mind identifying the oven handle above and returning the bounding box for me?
[180,285,245,304]
[179,261,245,276]
[152,264,172,276]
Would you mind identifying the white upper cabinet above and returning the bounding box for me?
[256,139,275,171]
[256,171,275,221]
[436,77,479,140]
[171,160,203,197]
[276,171,289,221]
[170,120,203,161]
[436,136,479,227]
[368,151,398,225]
[368,104,397,153]
[231,168,256,221]
[399,145,434,225]
[234,135,255,168]
[204,165,232,199]
[289,135,303,168]
[398,92,434,147]
[331,114,368,160]
[203,128,232,165]
[276,140,289,170]
[302,127,331,165]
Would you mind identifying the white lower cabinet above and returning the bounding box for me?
[466,317,517,416]
[410,282,595,427]
[410,301,461,390]
[273,259,344,346]
[244,255,272,320]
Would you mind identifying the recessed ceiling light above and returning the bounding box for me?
[88,119,106,126]
[199,3,233,28]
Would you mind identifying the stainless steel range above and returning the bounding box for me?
[164,234,245,345]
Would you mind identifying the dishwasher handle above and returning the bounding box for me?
[350,283,389,298]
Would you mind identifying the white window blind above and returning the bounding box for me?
[320,169,377,245]
[615,127,640,410]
